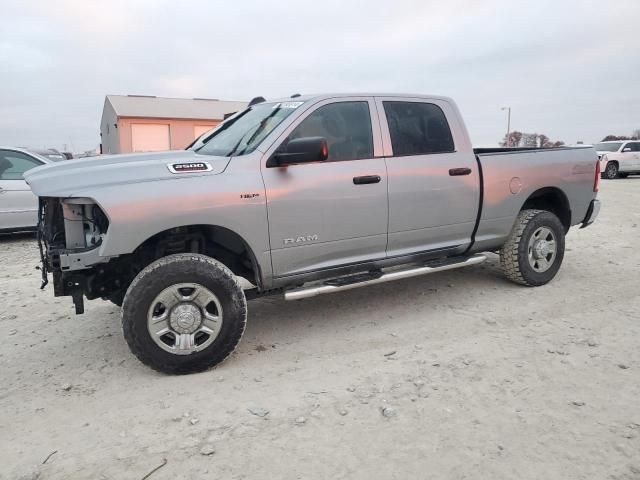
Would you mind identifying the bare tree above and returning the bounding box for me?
[538,134,565,148]
[537,134,549,148]
[501,131,564,148]
[500,131,523,147]
[602,135,633,141]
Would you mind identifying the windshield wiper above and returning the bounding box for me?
[226,135,247,158]
[192,109,250,152]
[233,107,282,156]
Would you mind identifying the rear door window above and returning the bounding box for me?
[286,101,373,162]
[383,101,454,156]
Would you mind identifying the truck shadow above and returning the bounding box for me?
[0,231,36,243]
[65,254,513,376]
[32,253,526,377]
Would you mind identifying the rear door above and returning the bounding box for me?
[0,150,45,229]
[262,97,388,277]
[376,97,480,257]
[629,142,640,169]
[618,142,637,172]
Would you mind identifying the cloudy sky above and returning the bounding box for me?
[1,0,638,152]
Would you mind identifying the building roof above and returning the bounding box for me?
[105,95,248,120]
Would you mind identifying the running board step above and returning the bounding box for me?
[284,254,487,301]
[323,270,383,287]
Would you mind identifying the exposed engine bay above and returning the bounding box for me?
[37,197,110,313]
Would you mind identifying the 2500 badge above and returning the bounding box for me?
[167,162,213,173]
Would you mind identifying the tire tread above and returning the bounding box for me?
[121,253,247,374]
[499,209,544,286]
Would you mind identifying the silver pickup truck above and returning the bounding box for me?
[25,93,601,374]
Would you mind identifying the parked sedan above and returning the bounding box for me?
[0,147,51,232]
[29,148,68,162]
[595,140,640,179]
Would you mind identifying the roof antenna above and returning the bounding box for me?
[290,93,301,98]
[248,96,266,106]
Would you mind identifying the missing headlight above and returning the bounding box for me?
[61,198,109,249]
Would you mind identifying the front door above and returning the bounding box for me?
[262,98,388,277]
[0,150,44,230]
[376,97,480,257]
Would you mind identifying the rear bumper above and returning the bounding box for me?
[580,199,600,228]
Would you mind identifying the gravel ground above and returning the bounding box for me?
[1,179,639,480]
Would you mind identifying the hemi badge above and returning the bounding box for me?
[167,162,213,174]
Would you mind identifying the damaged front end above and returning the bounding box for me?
[37,197,110,314]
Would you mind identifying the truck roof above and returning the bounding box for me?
[266,93,455,104]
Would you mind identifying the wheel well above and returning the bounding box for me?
[84,225,261,303]
[521,187,571,232]
[134,225,261,287]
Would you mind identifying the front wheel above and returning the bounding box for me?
[121,253,247,374]
[500,209,565,286]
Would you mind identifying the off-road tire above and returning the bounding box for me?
[500,209,565,287]
[604,162,619,179]
[121,253,247,374]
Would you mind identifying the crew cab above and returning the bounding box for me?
[25,93,601,374]
[595,140,640,179]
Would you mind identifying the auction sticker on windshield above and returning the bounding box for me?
[273,101,304,109]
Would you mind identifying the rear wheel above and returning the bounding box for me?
[500,209,565,286]
[121,253,247,374]
[604,162,619,179]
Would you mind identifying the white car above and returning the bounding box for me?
[0,147,52,232]
[595,140,640,179]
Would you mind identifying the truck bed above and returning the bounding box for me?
[470,145,597,252]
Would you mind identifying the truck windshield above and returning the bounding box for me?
[193,102,303,156]
[594,142,622,152]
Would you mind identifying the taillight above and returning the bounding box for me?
[594,159,600,193]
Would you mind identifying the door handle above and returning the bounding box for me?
[449,167,472,176]
[353,175,381,185]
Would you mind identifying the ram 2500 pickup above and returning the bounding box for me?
[25,93,601,374]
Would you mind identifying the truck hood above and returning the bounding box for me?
[24,150,230,197]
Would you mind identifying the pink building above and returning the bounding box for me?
[100,95,247,154]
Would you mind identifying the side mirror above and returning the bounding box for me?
[622,147,632,152]
[268,137,328,167]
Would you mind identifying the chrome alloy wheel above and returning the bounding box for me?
[605,163,618,179]
[147,283,223,355]
[527,226,557,273]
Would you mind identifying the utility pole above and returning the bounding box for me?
[501,107,511,147]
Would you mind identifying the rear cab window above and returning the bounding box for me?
[382,101,455,156]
